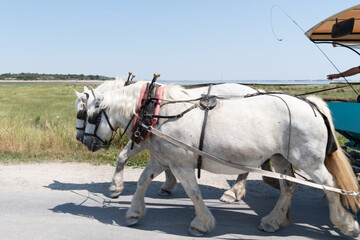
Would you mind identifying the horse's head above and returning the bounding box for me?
[74,86,90,142]
[83,88,118,152]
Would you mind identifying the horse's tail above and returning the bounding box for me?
[306,95,360,212]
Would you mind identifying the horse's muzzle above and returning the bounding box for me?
[83,136,102,152]
[76,132,84,143]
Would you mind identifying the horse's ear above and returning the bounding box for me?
[74,89,82,99]
[90,86,97,99]
[83,86,90,99]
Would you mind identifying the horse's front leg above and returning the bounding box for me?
[220,173,248,203]
[170,164,215,236]
[126,157,167,225]
[258,155,297,232]
[109,141,147,198]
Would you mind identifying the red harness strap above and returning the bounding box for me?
[152,86,164,126]
[131,83,164,142]
[131,83,148,133]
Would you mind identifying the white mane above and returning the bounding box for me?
[96,77,127,93]
[162,84,190,100]
[101,81,144,119]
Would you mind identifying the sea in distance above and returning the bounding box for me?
[0,79,358,86]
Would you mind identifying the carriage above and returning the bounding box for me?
[305,4,360,176]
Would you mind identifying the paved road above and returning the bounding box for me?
[0,163,355,239]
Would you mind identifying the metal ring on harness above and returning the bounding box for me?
[134,131,141,138]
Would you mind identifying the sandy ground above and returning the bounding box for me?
[0,163,356,240]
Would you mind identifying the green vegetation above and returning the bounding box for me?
[0,83,356,165]
[0,73,113,81]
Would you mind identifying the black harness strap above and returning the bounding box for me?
[197,84,213,179]
[149,104,198,119]
[113,114,136,147]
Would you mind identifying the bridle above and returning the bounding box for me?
[84,91,119,149]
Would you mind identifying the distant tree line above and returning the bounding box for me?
[0,73,114,80]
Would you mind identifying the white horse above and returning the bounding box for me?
[75,79,262,201]
[83,81,360,238]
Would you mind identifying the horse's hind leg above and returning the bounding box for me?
[304,164,359,237]
[158,168,178,196]
[220,173,248,203]
[259,154,297,232]
[126,156,167,226]
[220,160,281,204]
[109,141,146,198]
[170,164,215,236]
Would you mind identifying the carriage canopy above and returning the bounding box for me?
[305,4,360,51]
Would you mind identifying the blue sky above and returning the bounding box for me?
[1,0,360,81]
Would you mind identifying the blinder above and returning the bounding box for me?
[76,94,89,132]
[88,107,102,125]
[84,102,118,149]
[77,109,87,120]
[76,109,87,131]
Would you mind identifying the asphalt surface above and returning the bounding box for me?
[0,163,356,240]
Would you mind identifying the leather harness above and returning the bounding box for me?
[129,87,337,179]
[131,83,164,144]
[197,84,217,178]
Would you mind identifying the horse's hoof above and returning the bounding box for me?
[219,193,236,204]
[349,230,359,238]
[339,222,360,238]
[109,190,121,198]
[187,227,205,237]
[258,222,276,233]
[126,217,140,226]
[157,188,172,196]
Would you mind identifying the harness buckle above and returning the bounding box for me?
[341,190,360,197]
[134,131,141,138]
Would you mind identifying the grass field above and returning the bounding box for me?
[0,83,356,165]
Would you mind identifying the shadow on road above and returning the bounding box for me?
[46,179,348,239]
